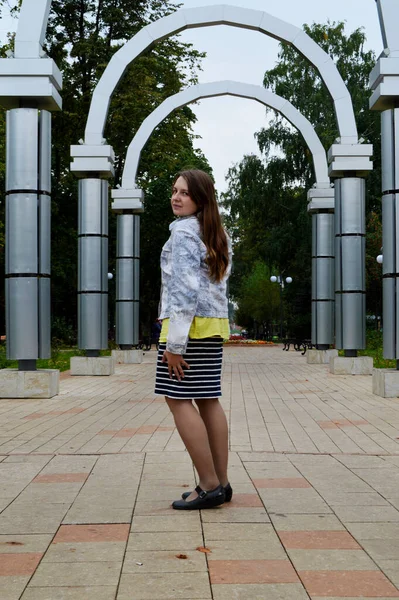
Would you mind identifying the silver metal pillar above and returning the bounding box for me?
[312,212,334,348]
[78,178,109,352]
[116,214,140,348]
[369,1,399,368]
[5,108,51,366]
[380,109,399,359]
[334,177,366,353]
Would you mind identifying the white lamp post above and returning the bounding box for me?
[270,275,293,340]
[375,253,383,331]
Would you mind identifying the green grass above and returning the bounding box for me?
[356,348,396,369]
[338,330,397,369]
[0,346,112,372]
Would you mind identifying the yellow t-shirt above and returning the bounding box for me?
[159,317,229,343]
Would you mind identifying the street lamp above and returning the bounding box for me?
[376,252,383,332]
[270,275,293,340]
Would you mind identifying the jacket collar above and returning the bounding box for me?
[169,214,198,231]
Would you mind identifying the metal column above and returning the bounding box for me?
[116,214,140,348]
[312,212,334,348]
[334,178,366,353]
[78,179,109,352]
[5,108,51,367]
[381,109,399,359]
[369,0,399,368]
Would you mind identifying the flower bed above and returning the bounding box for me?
[224,339,275,346]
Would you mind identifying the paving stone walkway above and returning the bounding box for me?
[0,345,399,599]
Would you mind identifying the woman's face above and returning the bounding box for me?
[171,176,198,217]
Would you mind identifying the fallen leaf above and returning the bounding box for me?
[176,554,188,560]
[196,546,211,554]
[5,541,24,546]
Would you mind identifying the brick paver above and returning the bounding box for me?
[0,345,398,598]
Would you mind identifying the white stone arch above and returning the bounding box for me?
[15,0,52,58]
[121,80,330,189]
[84,4,358,145]
[16,1,359,148]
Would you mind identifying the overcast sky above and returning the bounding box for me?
[0,1,384,194]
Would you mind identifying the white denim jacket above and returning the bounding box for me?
[158,215,231,354]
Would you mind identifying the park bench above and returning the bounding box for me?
[283,338,314,355]
[136,336,152,351]
[136,336,160,351]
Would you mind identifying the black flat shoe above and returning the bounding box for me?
[173,485,225,510]
[181,482,233,503]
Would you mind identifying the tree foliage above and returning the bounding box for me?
[366,211,383,318]
[0,0,210,338]
[234,261,280,337]
[257,21,380,207]
[223,22,381,333]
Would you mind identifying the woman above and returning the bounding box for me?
[155,169,232,510]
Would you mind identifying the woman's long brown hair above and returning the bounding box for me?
[173,169,229,282]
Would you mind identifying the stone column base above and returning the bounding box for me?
[307,349,338,364]
[112,350,143,364]
[0,369,60,399]
[70,356,115,376]
[329,356,373,375]
[373,368,399,397]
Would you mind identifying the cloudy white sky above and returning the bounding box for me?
[0,1,384,193]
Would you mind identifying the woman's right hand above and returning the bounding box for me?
[162,350,190,381]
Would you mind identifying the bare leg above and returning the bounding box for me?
[196,398,229,487]
[165,397,220,499]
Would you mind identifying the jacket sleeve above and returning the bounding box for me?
[166,228,201,354]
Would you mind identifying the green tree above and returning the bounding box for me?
[234,261,280,338]
[222,154,312,335]
[366,211,383,319]
[257,21,380,208]
[223,22,381,336]
[0,0,210,339]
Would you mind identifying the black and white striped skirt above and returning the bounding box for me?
[154,338,223,399]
